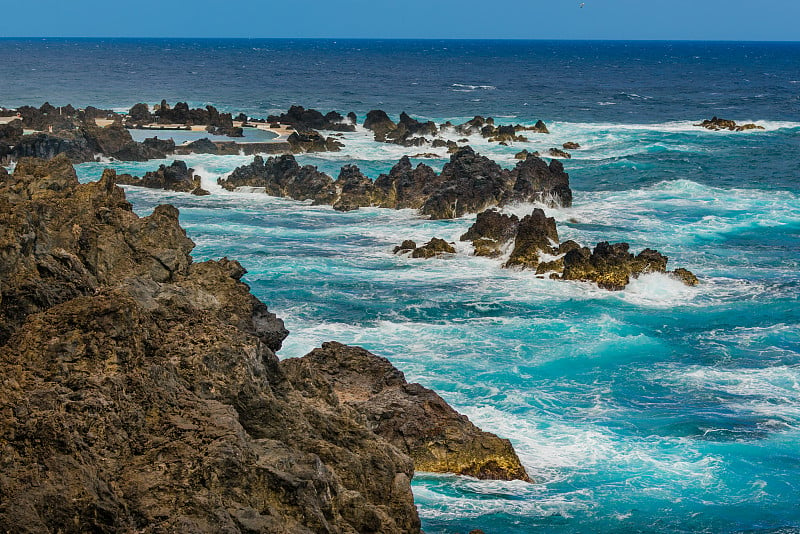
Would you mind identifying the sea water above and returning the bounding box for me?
[3,39,800,533]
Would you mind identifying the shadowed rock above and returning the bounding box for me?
[267,105,356,132]
[410,238,456,258]
[460,209,520,257]
[114,160,205,194]
[696,116,765,132]
[505,209,559,269]
[282,342,531,482]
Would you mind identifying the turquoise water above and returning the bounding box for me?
[6,39,800,533]
[71,116,800,533]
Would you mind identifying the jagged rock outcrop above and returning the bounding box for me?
[419,147,512,219]
[114,160,207,195]
[505,154,573,207]
[363,110,397,141]
[504,209,559,269]
[373,156,443,209]
[392,240,417,254]
[459,209,520,257]
[0,155,532,532]
[0,121,23,161]
[152,101,238,134]
[392,238,456,258]
[267,105,356,132]
[333,164,382,211]
[5,121,172,163]
[127,102,153,124]
[696,117,765,132]
[450,116,549,142]
[547,147,571,159]
[221,147,573,219]
[514,149,540,160]
[282,342,531,482]
[218,154,337,204]
[462,207,698,290]
[561,242,670,290]
[363,111,437,146]
[563,142,580,150]
[287,128,344,153]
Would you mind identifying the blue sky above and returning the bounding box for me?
[3,0,799,40]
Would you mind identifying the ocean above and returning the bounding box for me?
[3,38,800,533]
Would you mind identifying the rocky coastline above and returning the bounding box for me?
[0,155,530,532]
[218,147,573,219]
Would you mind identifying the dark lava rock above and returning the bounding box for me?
[287,128,344,153]
[506,154,573,207]
[505,209,559,269]
[268,105,356,132]
[410,238,456,258]
[282,342,531,482]
[180,137,219,154]
[514,149,540,160]
[0,121,23,161]
[8,121,170,163]
[530,120,550,134]
[333,164,383,211]
[363,109,397,141]
[696,116,765,132]
[460,209,520,257]
[141,136,176,154]
[420,147,512,219]
[373,155,443,210]
[393,240,418,254]
[127,102,153,124]
[219,154,337,205]
[3,155,538,532]
[114,160,202,193]
[547,147,571,159]
[563,141,581,150]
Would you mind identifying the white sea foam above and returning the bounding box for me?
[451,83,497,91]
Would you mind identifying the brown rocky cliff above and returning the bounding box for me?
[283,342,531,482]
[0,156,532,532]
[0,156,418,532]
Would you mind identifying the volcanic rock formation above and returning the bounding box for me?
[0,155,531,532]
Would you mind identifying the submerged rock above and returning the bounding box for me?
[282,342,531,482]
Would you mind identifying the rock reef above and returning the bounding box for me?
[0,155,530,532]
[461,208,698,290]
[696,117,765,132]
[220,146,573,219]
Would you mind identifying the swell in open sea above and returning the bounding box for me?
[4,39,800,532]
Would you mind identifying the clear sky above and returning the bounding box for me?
[3,0,799,41]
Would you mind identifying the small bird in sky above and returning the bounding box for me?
[579,2,585,7]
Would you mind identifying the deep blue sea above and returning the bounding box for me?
[3,39,800,533]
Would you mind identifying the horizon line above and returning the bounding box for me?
[1,36,799,43]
